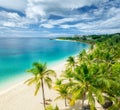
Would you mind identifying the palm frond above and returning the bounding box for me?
[44,77,52,88]
[24,77,36,86]
[72,85,85,100]
[54,95,62,101]
[34,82,41,96]
[44,70,56,77]
[87,92,95,110]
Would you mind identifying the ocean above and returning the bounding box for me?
[0,38,89,91]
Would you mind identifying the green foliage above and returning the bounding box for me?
[45,105,59,110]
[55,33,120,109]
[66,56,75,69]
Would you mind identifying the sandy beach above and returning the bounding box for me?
[0,60,68,110]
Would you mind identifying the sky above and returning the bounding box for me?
[0,0,120,37]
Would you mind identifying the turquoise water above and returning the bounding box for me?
[0,38,89,89]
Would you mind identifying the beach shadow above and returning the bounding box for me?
[40,98,52,105]
[61,101,81,110]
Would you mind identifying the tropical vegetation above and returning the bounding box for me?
[26,33,120,110]
[55,33,120,109]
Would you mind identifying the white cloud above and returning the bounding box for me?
[25,0,109,19]
[60,13,120,30]
[59,6,120,33]
[3,22,16,27]
[41,23,54,28]
[0,11,23,27]
[0,0,27,11]
[7,13,20,19]
[0,11,20,20]
[0,11,37,28]
[40,17,79,28]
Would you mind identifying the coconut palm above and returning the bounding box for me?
[54,79,70,107]
[68,63,105,110]
[95,62,120,109]
[63,61,119,110]
[78,49,87,61]
[55,86,68,106]
[25,62,56,110]
[66,56,76,70]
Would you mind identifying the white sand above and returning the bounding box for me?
[0,60,68,110]
[0,59,103,110]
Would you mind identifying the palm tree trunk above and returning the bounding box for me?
[41,79,46,110]
[81,92,85,110]
[65,96,67,107]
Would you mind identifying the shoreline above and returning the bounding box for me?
[0,58,67,95]
[0,46,88,94]
[55,38,93,45]
[0,58,67,110]
[0,73,32,94]
[0,38,90,94]
[0,48,86,95]
[0,45,90,95]
[0,47,103,110]
[0,44,90,110]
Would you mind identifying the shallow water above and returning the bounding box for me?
[0,38,89,89]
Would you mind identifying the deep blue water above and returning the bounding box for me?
[0,38,89,87]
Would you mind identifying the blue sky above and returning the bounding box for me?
[0,0,120,37]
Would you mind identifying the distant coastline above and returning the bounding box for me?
[54,33,120,44]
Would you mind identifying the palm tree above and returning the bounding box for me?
[73,61,120,109]
[78,49,87,60]
[25,62,56,110]
[54,79,69,107]
[63,61,118,109]
[68,63,105,110]
[66,56,76,70]
[55,86,68,107]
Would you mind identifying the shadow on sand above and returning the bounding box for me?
[61,101,82,110]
